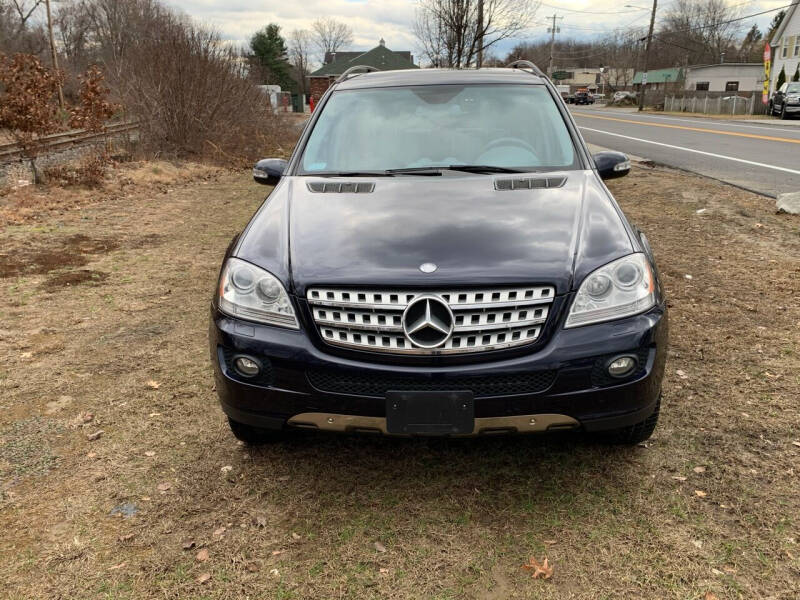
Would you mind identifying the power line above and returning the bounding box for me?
[538,2,647,15]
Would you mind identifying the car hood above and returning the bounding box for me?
[236,172,634,296]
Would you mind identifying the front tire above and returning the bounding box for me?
[780,105,788,120]
[227,417,284,445]
[595,396,660,445]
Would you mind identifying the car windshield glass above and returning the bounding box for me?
[786,83,800,93]
[299,84,578,174]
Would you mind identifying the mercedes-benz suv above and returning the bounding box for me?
[209,62,668,444]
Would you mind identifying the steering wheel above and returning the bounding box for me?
[480,137,539,162]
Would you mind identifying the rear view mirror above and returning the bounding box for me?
[253,158,288,186]
[593,151,631,180]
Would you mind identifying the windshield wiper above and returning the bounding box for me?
[387,165,525,176]
[309,170,396,177]
[445,165,525,174]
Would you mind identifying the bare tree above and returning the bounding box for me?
[288,28,311,96]
[654,0,743,66]
[414,0,539,68]
[0,0,48,54]
[310,17,353,61]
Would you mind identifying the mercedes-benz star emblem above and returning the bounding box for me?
[419,262,438,273]
[402,295,454,348]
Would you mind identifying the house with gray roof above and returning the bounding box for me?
[309,39,418,101]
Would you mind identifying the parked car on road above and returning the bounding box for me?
[574,90,595,105]
[770,82,800,119]
[210,62,668,445]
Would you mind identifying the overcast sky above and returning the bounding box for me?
[161,0,789,66]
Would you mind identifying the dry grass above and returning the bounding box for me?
[0,163,798,599]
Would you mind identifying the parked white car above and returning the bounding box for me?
[613,91,636,102]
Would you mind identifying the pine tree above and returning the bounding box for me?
[250,24,296,91]
[793,65,800,82]
[776,65,786,90]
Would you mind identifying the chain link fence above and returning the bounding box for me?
[664,91,770,116]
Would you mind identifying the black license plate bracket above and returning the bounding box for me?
[385,391,475,435]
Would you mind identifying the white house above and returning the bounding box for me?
[683,63,764,93]
[770,2,800,93]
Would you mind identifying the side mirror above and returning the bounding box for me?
[593,151,630,180]
[253,158,287,186]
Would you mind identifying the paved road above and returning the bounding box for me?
[571,106,800,197]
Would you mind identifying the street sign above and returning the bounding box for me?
[552,71,570,80]
[763,42,771,105]
[641,72,648,85]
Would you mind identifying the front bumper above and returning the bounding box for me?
[209,303,668,436]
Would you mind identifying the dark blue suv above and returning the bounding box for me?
[209,62,668,444]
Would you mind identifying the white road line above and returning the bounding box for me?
[579,126,800,176]
[575,108,800,134]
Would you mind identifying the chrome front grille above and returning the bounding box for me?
[306,286,555,355]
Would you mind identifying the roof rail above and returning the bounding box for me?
[336,65,380,83]
[506,60,547,78]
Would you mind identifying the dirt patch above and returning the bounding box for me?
[0,164,798,599]
[0,234,118,278]
[42,269,109,289]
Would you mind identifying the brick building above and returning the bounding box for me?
[308,39,418,101]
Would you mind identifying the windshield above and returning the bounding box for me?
[786,83,800,93]
[299,84,578,174]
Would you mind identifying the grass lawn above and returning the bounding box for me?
[1,160,798,599]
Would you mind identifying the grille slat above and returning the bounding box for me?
[308,285,555,355]
[307,369,557,397]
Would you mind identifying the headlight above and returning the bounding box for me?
[218,258,298,328]
[787,94,800,102]
[565,253,655,328]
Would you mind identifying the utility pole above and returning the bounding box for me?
[637,0,657,112]
[44,0,65,111]
[476,0,484,68]
[546,14,563,78]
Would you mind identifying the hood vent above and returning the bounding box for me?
[494,176,566,191]
[307,181,375,194]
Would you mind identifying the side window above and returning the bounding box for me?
[780,83,788,94]
[695,82,709,91]
[725,81,739,92]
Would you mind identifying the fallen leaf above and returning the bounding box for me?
[108,562,126,570]
[157,482,171,492]
[182,540,196,550]
[521,556,554,580]
[684,274,693,280]
[148,412,161,418]
[213,527,226,536]
[277,475,290,482]
[86,430,104,441]
[693,466,706,474]
[672,476,688,481]
[269,568,280,578]
[692,540,703,549]
[694,490,708,498]
[118,533,135,542]
[676,369,688,379]
[220,465,233,473]
[379,567,389,574]
[255,516,267,527]
[246,562,260,572]
[87,451,97,459]
[543,540,557,545]
[271,550,284,556]
[704,593,719,600]
[196,548,209,562]
[792,441,800,448]
[291,532,301,540]
[197,573,211,584]
[144,451,156,457]
[146,380,160,389]
[711,568,724,576]
[374,541,387,553]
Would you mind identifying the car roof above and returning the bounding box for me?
[334,68,546,90]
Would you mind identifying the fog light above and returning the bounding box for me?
[234,356,260,378]
[607,355,637,378]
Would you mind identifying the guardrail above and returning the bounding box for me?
[0,121,139,163]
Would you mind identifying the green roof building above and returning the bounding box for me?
[309,39,418,101]
[632,68,684,88]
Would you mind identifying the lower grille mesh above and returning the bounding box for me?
[307,369,556,398]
